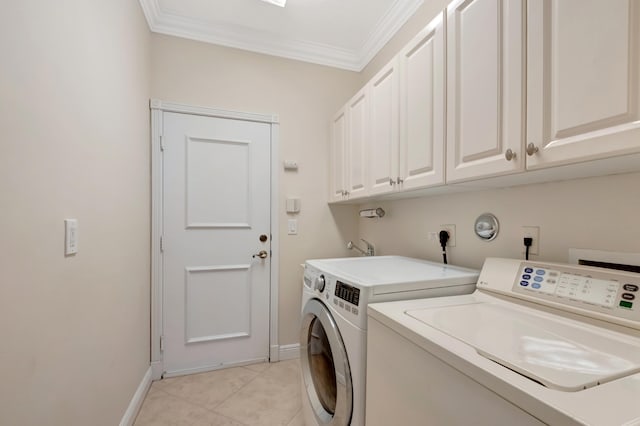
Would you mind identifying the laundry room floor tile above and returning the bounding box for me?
[134,359,302,426]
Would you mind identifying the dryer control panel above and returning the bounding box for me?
[476,258,640,327]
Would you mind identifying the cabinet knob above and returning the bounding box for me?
[396,177,404,185]
[505,149,516,161]
[526,143,539,156]
[389,180,395,186]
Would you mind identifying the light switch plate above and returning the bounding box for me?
[65,219,78,255]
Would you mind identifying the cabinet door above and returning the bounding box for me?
[329,107,347,202]
[368,58,400,196]
[346,88,369,199]
[446,0,525,183]
[398,12,445,191]
[527,0,640,169]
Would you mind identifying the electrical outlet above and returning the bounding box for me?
[440,224,456,247]
[522,226,540,255]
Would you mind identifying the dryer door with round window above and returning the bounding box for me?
[300,298,352,425]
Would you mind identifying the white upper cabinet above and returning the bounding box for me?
[368,58,400,196]
[398,12,446,191]
[329,107,347,202]
[526,0,640,169]
[445,0,526,183]
[346,87,369,199]
[367,12,446,196]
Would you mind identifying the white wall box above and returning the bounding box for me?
[525,0,640,170]
[445,0,526,184]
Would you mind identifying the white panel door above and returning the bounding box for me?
[398,12,446,191]
[446,0,525,183]
[329,108,347,202]
[163,112,271,376]
[347,88,369,199]
[368,58,400,196]
[526,0,640,169]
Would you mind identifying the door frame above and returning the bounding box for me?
[149,99,280,380]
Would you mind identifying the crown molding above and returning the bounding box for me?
[357,0,424,70]
[139,0,424,72]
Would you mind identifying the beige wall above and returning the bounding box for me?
[0,1,151,425]
[359,172,640,270]
[150,34,361,346]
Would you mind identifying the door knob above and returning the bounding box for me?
[253,250,268,259]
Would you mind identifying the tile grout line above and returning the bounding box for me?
[206,364,270,410]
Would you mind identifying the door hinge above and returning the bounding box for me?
[160,335,165,352]
[160,236,164,252]
[160,135,165,151]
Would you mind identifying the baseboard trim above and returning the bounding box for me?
[119,366,152,426]
[279,343,301,361]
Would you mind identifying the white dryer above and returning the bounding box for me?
[367,258,640,426]
[300,256,479,426]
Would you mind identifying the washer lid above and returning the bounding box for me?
[406,302,640,391]
[306,256,478,292]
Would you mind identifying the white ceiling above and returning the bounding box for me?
[139,0,424,71]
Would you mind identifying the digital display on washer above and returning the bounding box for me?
[518,265,620,308]
[335,281,360,306]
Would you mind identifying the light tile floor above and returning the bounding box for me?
[134,359,304,426]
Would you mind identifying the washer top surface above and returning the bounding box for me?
[406,300,640,391]
[367,258,640,426]
[306,256,478,289]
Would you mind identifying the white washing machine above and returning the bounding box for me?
[300,255,479,426]
[366,258,640,426]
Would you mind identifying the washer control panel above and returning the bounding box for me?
[304,265,363,319]
[513,263,639,319]
[335,281,360,307]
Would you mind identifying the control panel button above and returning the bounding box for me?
[520,281,529,287]
[622,293,636,301]
[352,308,359,315]
[620,300,633,309]
[535,269,546,276]
[524,267,534,273]
[338,301,344,308]
[534,276,544,282]
[345,305,351,313]
[532,283,541,289]
[623,284,639,292]
[522,274,531,280]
